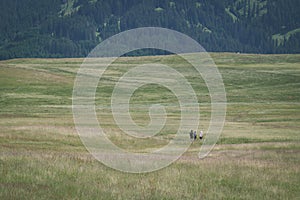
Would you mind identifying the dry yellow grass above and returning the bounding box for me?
[0,53,299,199]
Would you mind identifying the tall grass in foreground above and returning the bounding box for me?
[0,53,299,199]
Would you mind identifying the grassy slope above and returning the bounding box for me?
[0,53,299,199]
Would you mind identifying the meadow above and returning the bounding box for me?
[0,53,299,199]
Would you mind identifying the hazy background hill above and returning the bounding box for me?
[0,0,299,59]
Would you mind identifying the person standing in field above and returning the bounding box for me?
[199,130,203,140]
[190,130,194,140]
[193,130,197,140]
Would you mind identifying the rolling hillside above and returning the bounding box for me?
[0,54,299,199]
[0,0,299,59]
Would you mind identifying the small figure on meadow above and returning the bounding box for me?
[190,130,194,140]
[199,131,203,140]
[193,130,197,140]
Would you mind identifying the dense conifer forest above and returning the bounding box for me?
[0,0,299,59]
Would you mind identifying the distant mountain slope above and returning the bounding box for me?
[0,0,299,59]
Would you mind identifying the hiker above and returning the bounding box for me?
[189,130,193,140]
[193,130,197,140]
[199,130,203,140]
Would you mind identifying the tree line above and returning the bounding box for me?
[0,0,299,60]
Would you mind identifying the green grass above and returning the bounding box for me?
[0,53,300,199]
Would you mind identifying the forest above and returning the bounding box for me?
[0,0,299,59]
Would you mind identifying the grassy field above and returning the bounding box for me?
[0,53,299,199]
